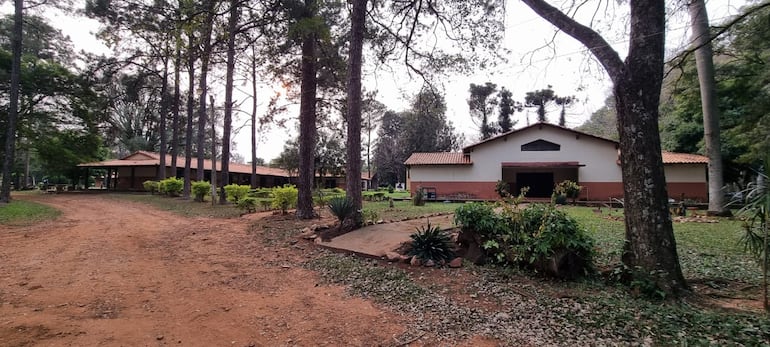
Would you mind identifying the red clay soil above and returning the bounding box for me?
[0,194,488,347]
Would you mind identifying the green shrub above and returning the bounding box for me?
[408,222,456,263]
[313,189,328,207]
[224,184,250,203]
[455,202,594,275]
[495,180,510,198]
[412,187,425,206]
[555,180,582,204]
[361,209,379,225]
[143,180,159,194]
[455,202,520,263]
[387,185,394,193]
[191,181,211,202]
[328,196,356,222]
[518,204,594,264]
[160,177,183,197]
[249,188,272,198]
[237,197,258,214]
[272,184,298,214]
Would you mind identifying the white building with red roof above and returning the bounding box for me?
[404,123,708,201]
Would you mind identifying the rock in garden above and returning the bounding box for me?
[384,252,403,262]
[410,256,421,267]
[449,257,463,268]
[424,259,435,267]
[299,228,317,240]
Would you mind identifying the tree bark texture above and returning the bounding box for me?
[196,0,215,182]
[521,0,687,295]
[688,0,726,215]
[220,0,238,204]
[345,0,367,216]
[296,0,319,219]
[1,0,23,203]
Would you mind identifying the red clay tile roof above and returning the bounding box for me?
[79,151,290,177]
[81,151,373,180]
[404,152,472,165]
[662,151,709,164]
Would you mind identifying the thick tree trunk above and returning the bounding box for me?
[296,0,319,219]
[521,0,687,296]
[688,0,726,215]
[171,37,182,176]
[219,0,238,204]
[1,0,23,203]
[183,31,196,199]
[345,0,367,220]
[196,1,215,182]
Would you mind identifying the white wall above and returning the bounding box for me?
[466,126,622,182]
[664,164,707,182]
[409,165,474,182]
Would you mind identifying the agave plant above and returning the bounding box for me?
[328,196,356,223]
[737,155,769,312]
[408,222,455,263]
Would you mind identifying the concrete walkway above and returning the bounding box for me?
[319,214,455,257]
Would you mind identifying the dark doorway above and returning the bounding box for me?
[516,172,554,198]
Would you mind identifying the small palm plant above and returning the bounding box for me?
[408,222,456,264]
[328,196,356,223]
[737,156,769,312]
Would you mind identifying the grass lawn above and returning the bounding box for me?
[0,199,61,226]
[108,193,244,219]
[564,206,760,283]
[363,199,460,221]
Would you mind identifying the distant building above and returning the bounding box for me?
[404,123,708,201]
[79,151,371,191]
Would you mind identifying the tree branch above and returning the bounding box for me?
[521,0,625,83]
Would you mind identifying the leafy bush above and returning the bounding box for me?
[495,180,510,198]
[191,181,211,202]
[328,196,356,222]
[160,177,183,197]
[224,184,250,203]
[555,180,582,204]
[249,188,272,198]
[455,202,520,263]
[143,180,159,194]
[518,204,594,265]
[237,197,258,214]
[272,184,298,214]
[387,185,394,193]
[361,209,379,225]
[408,222,456,263]
[412,187,425,206]
[455,202,594,277]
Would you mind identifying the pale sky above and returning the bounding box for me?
[1,0,745,162]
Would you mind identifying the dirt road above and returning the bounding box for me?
[0,194,410,346]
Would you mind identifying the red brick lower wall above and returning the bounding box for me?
[409,181,499,200]
[411,181,708,202]
[579,182,624,201]
[667,182,708,202]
